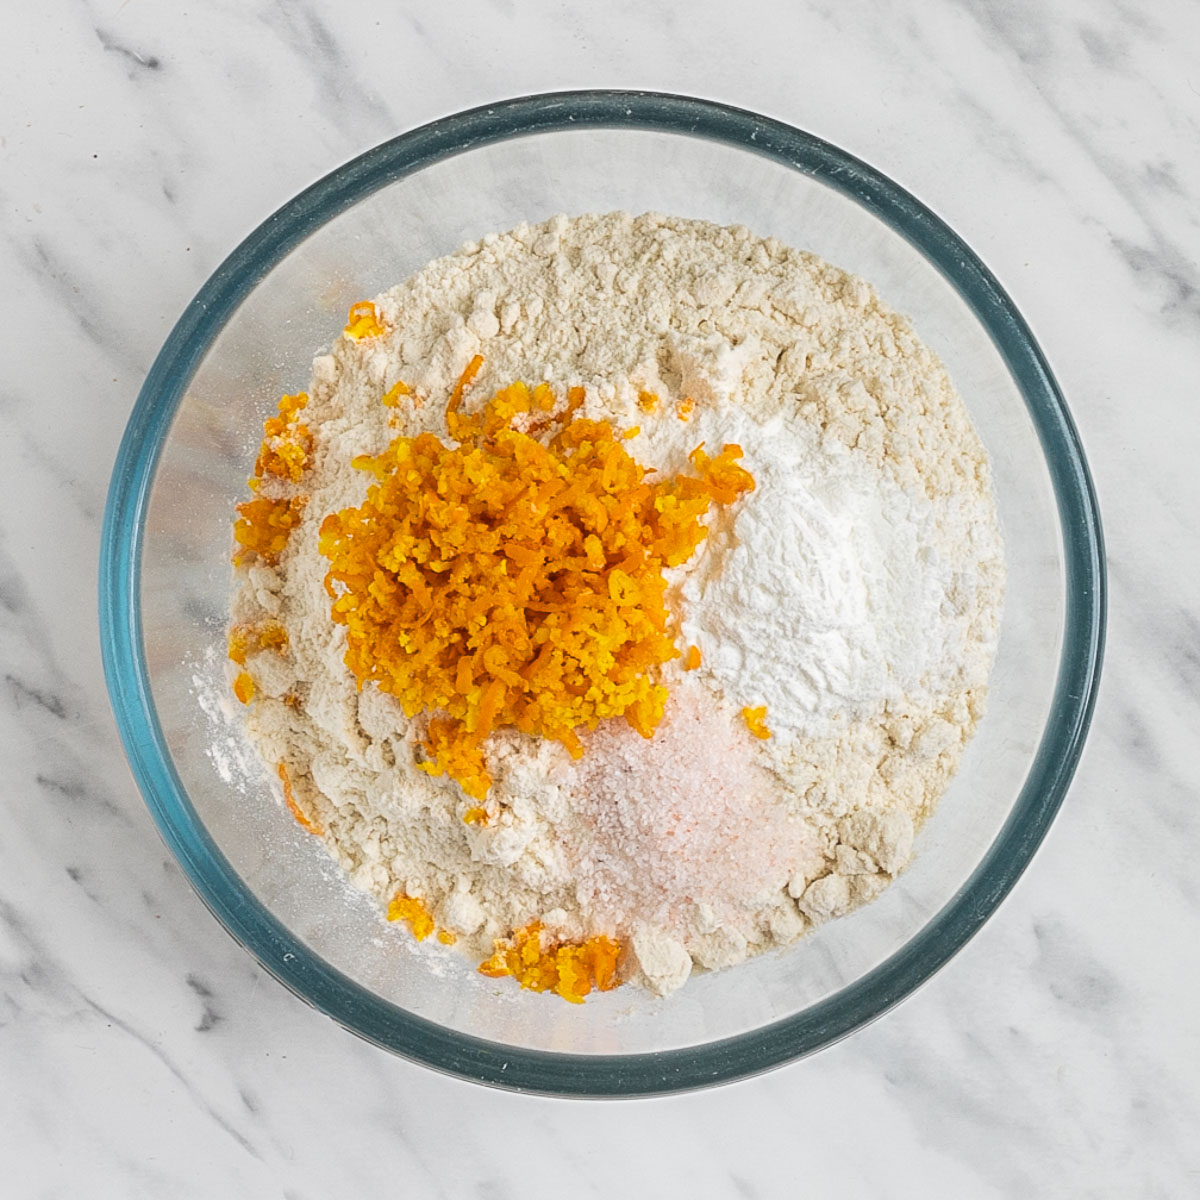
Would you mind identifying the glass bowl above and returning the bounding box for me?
[99,91,1105,1096]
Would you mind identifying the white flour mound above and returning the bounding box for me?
[230,212,1005,997]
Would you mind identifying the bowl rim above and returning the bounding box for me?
[99,89,1106,1097]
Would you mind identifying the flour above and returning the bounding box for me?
[228,212,1004,997]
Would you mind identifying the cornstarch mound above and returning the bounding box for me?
[226,212,1005,1000]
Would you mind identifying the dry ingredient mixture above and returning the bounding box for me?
[227,212,1004,1001]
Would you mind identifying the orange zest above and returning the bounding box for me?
[277,762,324,836]
[637,390,659,413]
[232,495,306,566]
[462,806,489,826]
[477,923,621,1003]
[232,671,256,704]
[345,299,386,340]
[253,392,312,483]
[233,390,312,567]
[676,396,695,420]
[445,352,484,423]
[684,645,702,671]
[742,705,770,740]
[387,892,458,945]
[318,359,755,799]
[381,379,413,407]
[228,622,289,666]
[386,893,436,941]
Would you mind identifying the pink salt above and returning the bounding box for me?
[559,682,809,939]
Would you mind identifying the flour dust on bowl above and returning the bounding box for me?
[99,92,1104,1096]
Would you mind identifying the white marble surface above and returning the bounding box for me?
[2,0,1198,1195]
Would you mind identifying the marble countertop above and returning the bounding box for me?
[3,1,1198,1195]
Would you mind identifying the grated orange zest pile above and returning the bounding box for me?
[477,923,621,1003]
[742,705,771,740]
[318,359,755,799]
[253,392,313,483]
[277,762,324,836]
[345,299,386,340]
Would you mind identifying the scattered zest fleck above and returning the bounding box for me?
[278,761,324,836]
[742,705,771,739]
[676,396,695,420]
[388,893,459,945]
[446,352,484,416]
[232,495,306,566]
[684,645,702,671]
[253,392,312,483]
[233,391,313,565]
[477,923,621,1004]
[637,390,659,413]
[462,806,489,826]
[387,893,436,941]
[232,671,256,704]
[381,379,413,406]
[623,426,640,439]
[345,299,386,340]
[228,622,289,665]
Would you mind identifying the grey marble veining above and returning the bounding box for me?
[1,0,1198,1195]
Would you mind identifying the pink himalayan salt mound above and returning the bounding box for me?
[557,682,813,941]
